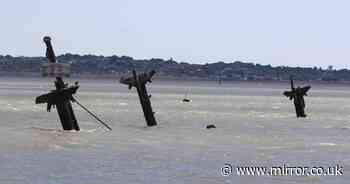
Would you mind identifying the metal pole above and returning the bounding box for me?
[73,97,112,131]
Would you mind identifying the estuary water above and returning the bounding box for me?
[0,77,349,184]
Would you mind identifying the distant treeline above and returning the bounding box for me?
[0,53,348,81]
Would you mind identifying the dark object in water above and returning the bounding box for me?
[182,89,191,102]
[283,76,311,118]
[36,77,80,131]
[182,98,191,102]
[120,70,157,127]
[206,124,216,129]
[218,73,222,85]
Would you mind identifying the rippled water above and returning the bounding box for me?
[0,77,349,183]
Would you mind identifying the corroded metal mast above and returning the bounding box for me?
[283,76,311,118]
[36,36,80,130]
[36,77,80,131]
[41,36,71,77]
[43,36,56,63]
[36,36,112,131]
[120,70,157,126]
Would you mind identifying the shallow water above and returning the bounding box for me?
[0,77,349,183]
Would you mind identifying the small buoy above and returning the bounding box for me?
[206,124,216,129]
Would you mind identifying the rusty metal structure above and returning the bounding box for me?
[41,36,71,77]
[120,70,157,126]
[283,76,311,118]
[36,77,80,130]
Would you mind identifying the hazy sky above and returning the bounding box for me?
[1,0,350,68]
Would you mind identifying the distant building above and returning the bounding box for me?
[41,63,71,77]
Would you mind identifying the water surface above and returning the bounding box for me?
[0,77,349,184]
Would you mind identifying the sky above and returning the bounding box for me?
[1,0,350,69]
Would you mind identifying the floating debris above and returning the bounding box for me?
[206,124,216,129]
[182,98,191,103]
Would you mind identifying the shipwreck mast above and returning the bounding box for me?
[120,70,157,126]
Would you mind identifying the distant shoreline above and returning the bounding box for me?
[1,54,349,82]
[1,73,350,87]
